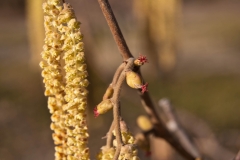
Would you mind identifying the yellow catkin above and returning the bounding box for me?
[97,121,140,160]
[40,0,89,159]
[41,0,67,159]
[58,3,90,160]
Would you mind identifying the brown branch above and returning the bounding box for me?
[97,0,202,159]
[97,0,133,61]
[111,58,134,160]
[158,98,201,159]
[112,63,125,86]
[105,121,115,148]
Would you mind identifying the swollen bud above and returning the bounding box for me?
[126,71,142,89]
[94,99,113,117]
[137,115,153,132]
[102,85,114,100]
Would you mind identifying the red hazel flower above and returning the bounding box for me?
[134,55,148,66]
[93,99,113,118]
[93,107,99,118]
[138,55,148,63]
[141,83,148,94]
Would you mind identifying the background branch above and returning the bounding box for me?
[158,98,201,159]
[233,150,240,160]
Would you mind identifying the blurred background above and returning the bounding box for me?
[0,0,240,159]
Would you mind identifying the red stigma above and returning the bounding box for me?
[93,107,99,118]
[138,55,148,64]
[141,83,148,94]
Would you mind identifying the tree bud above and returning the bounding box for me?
[126,71,142,89]
[94,99,113,117]
[137,115,153,131]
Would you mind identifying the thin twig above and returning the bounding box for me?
[97,0,133,61]
[111,58,134,160]
[105,121,115,148]
[112,63,125,86]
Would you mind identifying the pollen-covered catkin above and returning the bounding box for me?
[40,0,90,159]
[58,3,90,160]
[41,0,68,159]
[97,120,140,160]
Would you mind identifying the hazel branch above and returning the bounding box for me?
[97,0,133,61]
[112,63,125,86]
[111,58,134,160]
[97,0,201,159]
[105,121,115,148]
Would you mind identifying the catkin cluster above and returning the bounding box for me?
[97,121,140,160]
[40,0,89,159]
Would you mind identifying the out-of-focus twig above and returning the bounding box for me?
[177,106,235,160]
[233,150,240,160]
[158,98,201,159]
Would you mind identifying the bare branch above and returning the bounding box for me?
[111,58,135,160]
[112,63,125,86]
[105,121,115,148]
[97,0,133,61]
[158,98,201,159]
[97,0,202,159]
